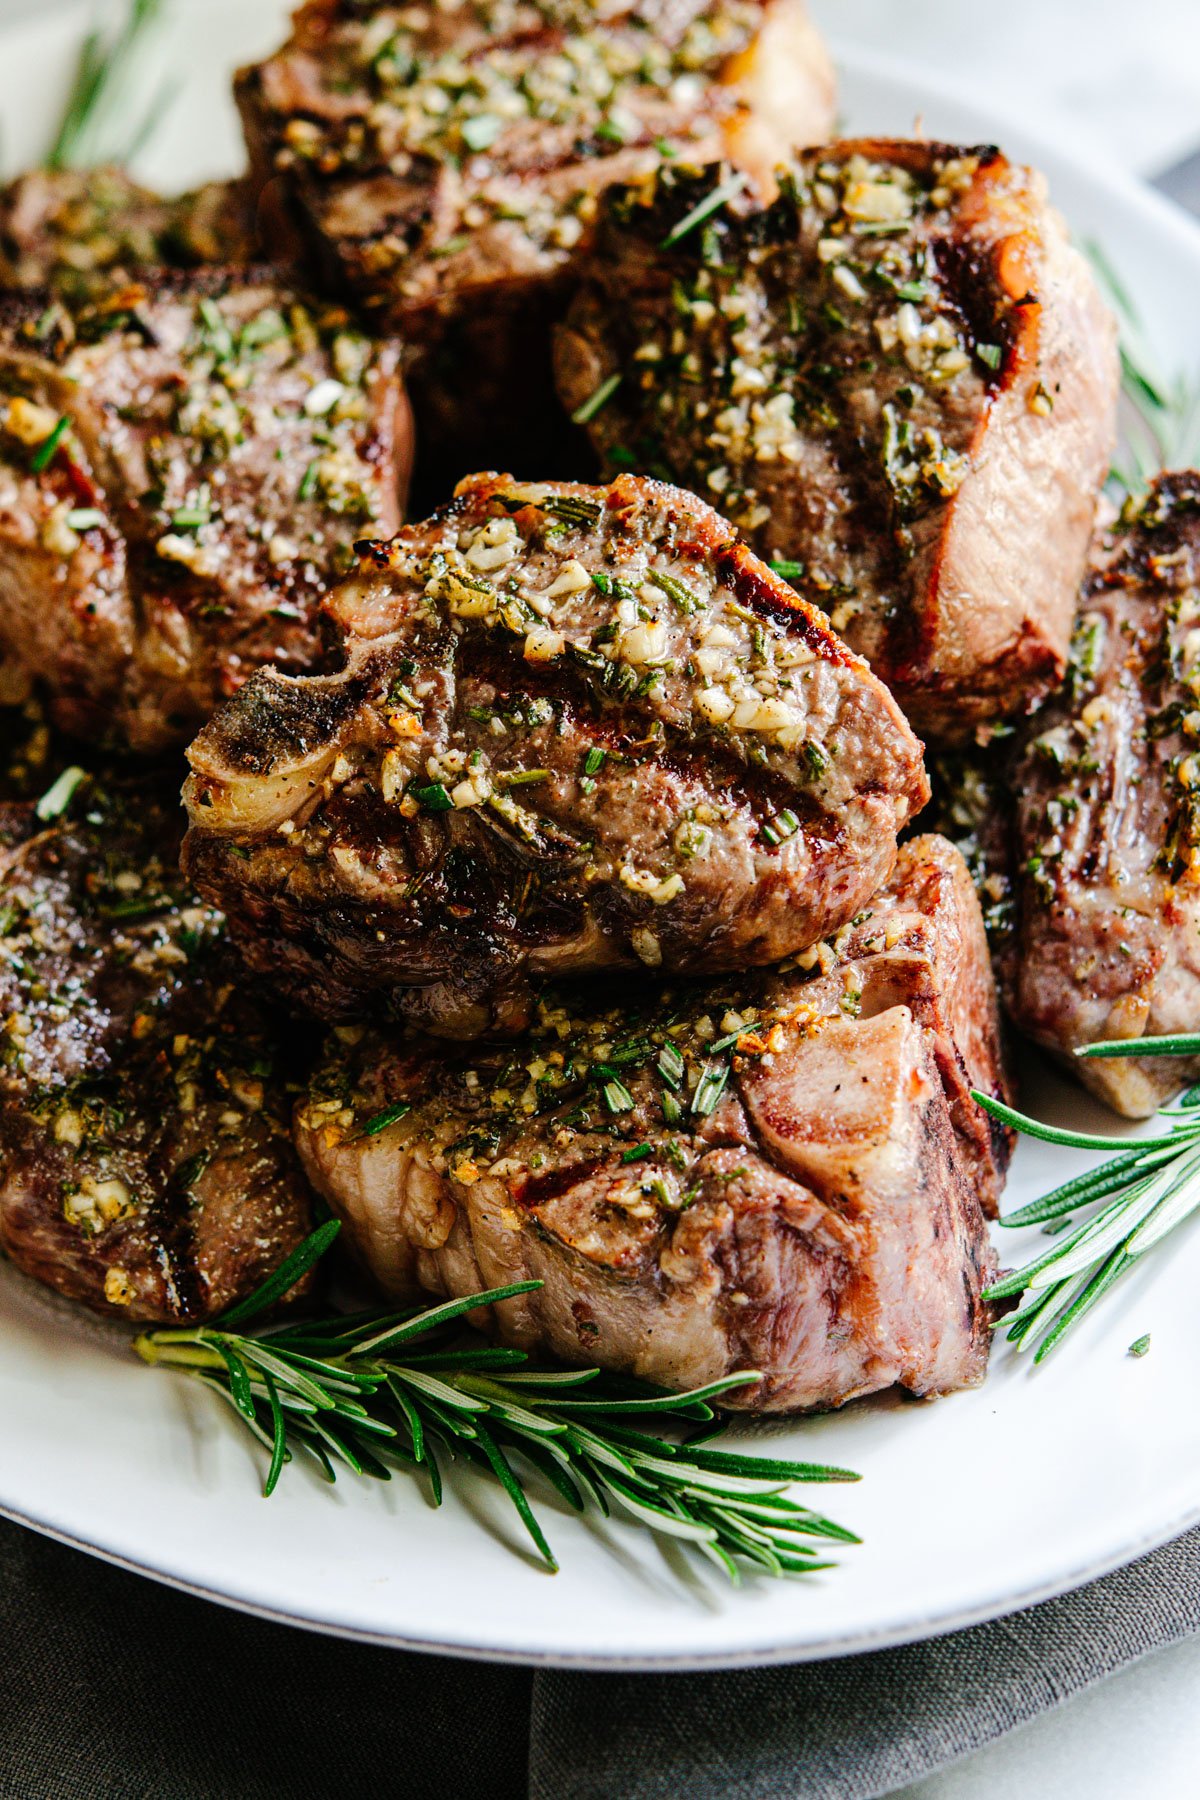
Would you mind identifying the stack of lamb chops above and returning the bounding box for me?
[4,0,1168,1419]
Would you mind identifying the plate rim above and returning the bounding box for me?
[6,1484,1200,1671]
[3,24,1200,1670]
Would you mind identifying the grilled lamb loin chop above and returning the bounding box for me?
[1007,474,1200,1116]
[295,835,1007,1412]
[183,472,929,1037]
[0,767,317,1323]
[235,0,834,477]
[555,141,1119,742]
[0,166,258,302]
[0,269,409,751]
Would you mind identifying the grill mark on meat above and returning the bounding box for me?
[455,640,838,860]
[183,471,927,1033]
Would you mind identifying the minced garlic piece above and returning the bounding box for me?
[104,1268,135,1307]
[694,687,735,724]
[524,627,565,662]
[631,927,662,966]
[843,178,911,224]
[545,559,591,598]
[3,396,60,445]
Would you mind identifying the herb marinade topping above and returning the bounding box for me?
[0,282,387,576]
[345,480,841,874]
[300,906,886,1200]
[265,0,764,292]
[569,145,1039,653]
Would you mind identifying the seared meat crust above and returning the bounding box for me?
[1007,475,1200,1116]
[0,769,317,1323]
[0,270,409,750]
[295,835,1007,1412]
[235,0,834,474]
[556,141,1119,741]
[0,166,258,302]
[183,472,929,1036]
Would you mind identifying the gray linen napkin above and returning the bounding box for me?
[530,1530,1200,1799]
[4,1511,1200,1800]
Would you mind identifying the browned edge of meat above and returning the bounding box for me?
[0,267,410,752]
[555,139,1119,743]
[1007,473,1200,1116]
[294,834,1006,1414]
[182,470,929,1037]
[233,0,835,474]
[0,765,320,1324]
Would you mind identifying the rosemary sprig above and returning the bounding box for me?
[974,1076,1200,1362]
[1088,240,1200,487]
[134,1223,860,1582]
[1077,1031,1200,1061]
[47,0,169,172]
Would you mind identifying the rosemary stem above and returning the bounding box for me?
[133,1333,225,1370]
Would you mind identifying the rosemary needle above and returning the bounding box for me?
[47,0,168,172]
[1088,239,1200,488]
[135,1223,860,1582]
[974,1078,1200,1362]
[1077,1032,1200,1060]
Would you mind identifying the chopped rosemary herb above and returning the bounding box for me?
[649,569,702,613]
[30,416,70,474]
[571,371,623,425]
[660,173,746,249]
[358,1101,413,1138]
[412,782,454,813]
[35,765,86,821]
[802,742,828,780]
[691,1059,730,1118]
[602,1078,635,1114]
[541,496,602,529]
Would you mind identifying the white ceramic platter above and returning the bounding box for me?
[3,0,1200,1670]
